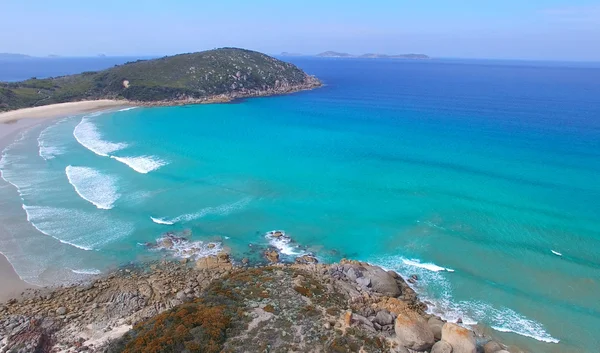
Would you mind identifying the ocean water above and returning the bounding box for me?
[1,57,600,352]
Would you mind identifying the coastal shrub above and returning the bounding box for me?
[106,300,231,353]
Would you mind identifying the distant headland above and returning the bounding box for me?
[0,48,322,112]
[316,51,430,59]
[277,51,429,59]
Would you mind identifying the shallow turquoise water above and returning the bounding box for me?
[1,58,599,352]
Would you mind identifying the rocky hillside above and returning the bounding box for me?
[0,253,513,353]
[0,48,321,111]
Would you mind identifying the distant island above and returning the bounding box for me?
[0,53,31,60]
[279,52,305,57]
[0,48,322,112]
[316,51,429,59]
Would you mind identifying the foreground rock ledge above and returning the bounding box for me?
[0,258,512,353]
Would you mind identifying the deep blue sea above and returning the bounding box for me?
[1,57,599,352]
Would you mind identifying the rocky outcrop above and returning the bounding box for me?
[431,340,453,353]
[428,316,445,340]
[483,340,504,353]
[264,249,280,263]
[333,259,402,297]
[195,251,233,270]
[294,254,319,264]
[394,310,435,351]
[441,323,477,353]
[0,259,512,353]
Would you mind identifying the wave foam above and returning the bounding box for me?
[147,234,222,260]
[22,204,134,251]
[551,250,562,256]
[373,255,559,344]
[402,258,454,272]
[69,268,102,275]
[37,118,72,160]
[265,230,302,255]
[73,115,128,157]
[118,107,138,112]
[65,166,120,210]
[111,155,167,174]
[163,198,252,224]
[151,216,174,225]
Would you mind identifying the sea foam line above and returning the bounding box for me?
[110,155,167,174]
[373,255,559,344]
[73,115,128,157]
[154,197,252,225]
[21,205,93,251]
[402,258,455,272]
[65,166,120,210]
[73,114,168,174]
[118,107,138,112]
[151,216,175,225]
[68,268,102,275]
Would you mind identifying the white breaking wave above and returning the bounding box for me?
[22,205,93,251]
[265,230,302,255]
[37,117,72,160]
[110,155,167,174]
[149,234,223,260]
[65,166,120,210]
[151,216,174,225]
[161,198,252,224]
[373,255,559,344]
[73,115,128,157]
[69,268,102,275]
[22,204,134,251]
[402,258,455,272]
[118,107,138,112]
[551,250,563,256]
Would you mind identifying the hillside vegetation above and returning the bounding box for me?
[0,48,321,111]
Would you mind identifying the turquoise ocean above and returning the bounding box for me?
[1,57,599,352]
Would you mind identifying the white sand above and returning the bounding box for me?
[0,100,130,123]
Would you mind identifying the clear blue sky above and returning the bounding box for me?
[1,0,599,61]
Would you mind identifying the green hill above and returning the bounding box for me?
[0,48,321,112]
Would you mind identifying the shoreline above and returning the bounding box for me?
[0,252,37,302]
[0,101,132,302]
[0,80,322,123]
[0,83,322,304]
[0,257,514,353]
[0,99,132,124]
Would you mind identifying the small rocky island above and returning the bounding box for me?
[0,243,512,353]
[0,48,322,112]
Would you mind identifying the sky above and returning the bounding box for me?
[1,0,599,61]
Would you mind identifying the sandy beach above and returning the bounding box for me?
[0,100,129,302]
[0,100,130,124]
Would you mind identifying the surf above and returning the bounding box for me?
[374,255,559,344]
[110,155,167,174]
[73,114,128,157]
[151,216,174,225]
[65,166,120,210]
[156,197,252,224]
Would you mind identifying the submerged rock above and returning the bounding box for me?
[294,254,318,264]
[264,249,280,263]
